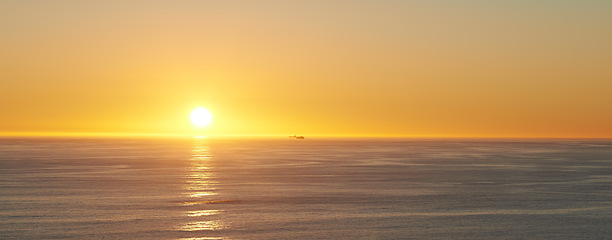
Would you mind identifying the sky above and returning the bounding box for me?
[1,0,611,137]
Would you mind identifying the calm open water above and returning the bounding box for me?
[1,137,612,239]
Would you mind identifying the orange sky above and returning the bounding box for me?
[1,1,611,137]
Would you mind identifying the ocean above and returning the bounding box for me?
[1,137,612,239]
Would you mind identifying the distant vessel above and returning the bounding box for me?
[290,135,305,139]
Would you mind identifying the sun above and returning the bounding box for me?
[190,107,213,127]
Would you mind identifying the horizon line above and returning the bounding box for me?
[1,131,612,139]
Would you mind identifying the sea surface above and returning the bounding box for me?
[1,137,612,239]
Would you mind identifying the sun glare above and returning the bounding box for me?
[190,107,213,127]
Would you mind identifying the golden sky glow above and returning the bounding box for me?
[1,1,611,137]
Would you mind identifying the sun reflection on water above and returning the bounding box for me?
[185,139,218,200]
[178,137,225,237]
[187,210,222,217]
[180,220,224,231]
[178,238,225,240]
